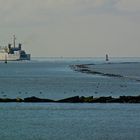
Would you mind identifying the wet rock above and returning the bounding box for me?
[92,96,113,103]
[119,96,140,103]
[0,98,17,102]
[0,95,139,103]
[57,96,81,103]
[24,96,54,102]
[16,98,23,102]
[80,96,94,102]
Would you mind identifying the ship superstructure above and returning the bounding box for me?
[0,35,30,61]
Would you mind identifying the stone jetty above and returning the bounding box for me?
[70,64,123,78]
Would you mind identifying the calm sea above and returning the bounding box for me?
[0,57,140,140]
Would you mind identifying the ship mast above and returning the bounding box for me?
[13,35,16,48]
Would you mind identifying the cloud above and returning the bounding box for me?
[0,0,106,11]
[0,0,110,27]
[0,0,140,57]
[37,0,106,8]
[0,0,139,27]
[116,0,140,12]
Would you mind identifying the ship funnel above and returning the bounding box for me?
[8,44,11,48]
[18,43,22,50]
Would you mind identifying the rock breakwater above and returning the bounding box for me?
[70,64,123,78]
[0,95,140,103]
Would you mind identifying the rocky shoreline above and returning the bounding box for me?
[0,95,140,103]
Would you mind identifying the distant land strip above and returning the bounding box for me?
[70,64,123,78]
[70,64,140,82]
[0,95,140,103]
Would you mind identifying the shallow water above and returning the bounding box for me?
[0,57,140,140]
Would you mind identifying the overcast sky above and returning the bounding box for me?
[0,0,140,57]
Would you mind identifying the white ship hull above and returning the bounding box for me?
[0,53,30,61]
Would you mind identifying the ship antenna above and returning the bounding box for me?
[13,35,16,48]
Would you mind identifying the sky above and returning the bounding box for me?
[0,0,140,57]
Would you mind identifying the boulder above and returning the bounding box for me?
[57,96,81,103]
[24,96,54,102]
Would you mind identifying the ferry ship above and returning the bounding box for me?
[0,35,30,61]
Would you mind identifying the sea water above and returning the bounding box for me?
[0,103,140,140]
[0,57,140,140]
[0,57,140,99]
